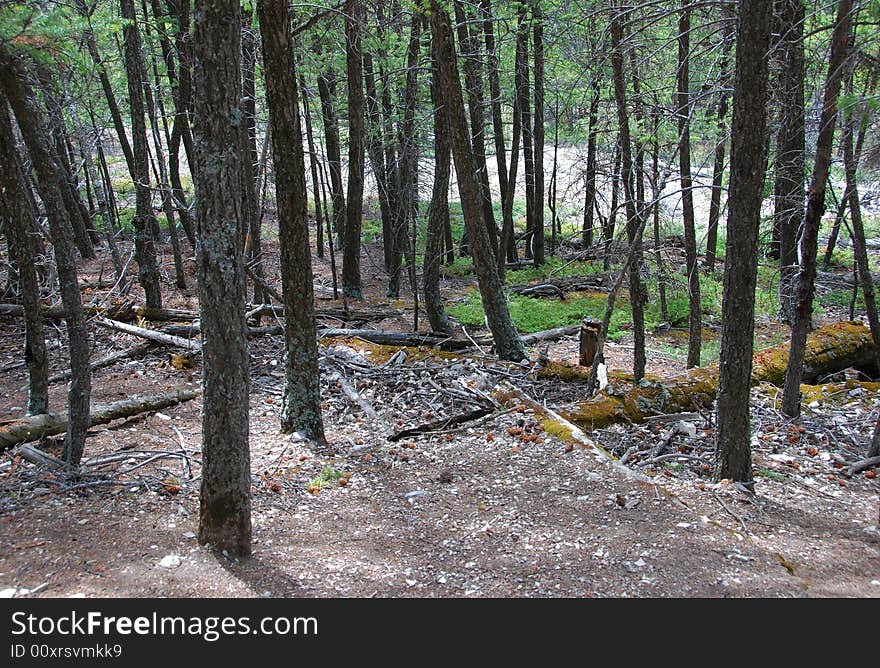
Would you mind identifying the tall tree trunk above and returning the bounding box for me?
[192,0,252,557]
[0,54,91,470]
[363,51,393,273]
[531,0,545,266]
[610,2,646,383]
[76,0,136,180]
[773,0,806,325]
[677,0,701,368]
[453,0,498,263]
[343,0,366,299]
[650,111,669,322]
[704,12,732,273]
[515,8,536,262]
[714,0,773,484]
[502,45,523,267]
[316,63,346,250]
[429,0,526,362]
[425,58,453,336]
[0,100,48,416]
[480,0,512,271]
[388,13,422,300]
[781,0,852,418]
[121,0,163,309]
[259,0,326,443]
[300,72,325,259]
[603,141,620,271]
[582,80,600,248]
[240,6,262,297]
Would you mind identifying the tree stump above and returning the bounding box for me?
[579,319,600,366]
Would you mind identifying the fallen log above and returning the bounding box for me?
[509,274,610,297]
[843,455,880,477]
[388,406,493,442]
[519,324,582,346]
[48,342,156,384]
[0,388,201,451]
[553,321,877,430]
[95,317,201,352]
[0,302,201,323]
[318,328,473,350]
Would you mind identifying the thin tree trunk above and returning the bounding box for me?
[714,0,773,484]
[532,0,545,266]
[0,101,48,416]
[651,112,669,322]
[678,0,701,368]
[704,12,732,273]
[300,72,325,259]
[781,0,852,418]
[343,0,366,300]
[259,0,326,443]
[0,54,91,470]
[121,0,163,309]
[516,8,536,262]
[429,0,526,362]
[583,80,600,248]
[192,0,251,557]
[425,53,453,336]
[610,2,646,383]
[316,64,346,250]
[773,0,806,325]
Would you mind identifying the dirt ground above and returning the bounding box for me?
[0,237,878,599]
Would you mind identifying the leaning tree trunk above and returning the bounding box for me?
[714,0,773,484]
[0,53,91,470]
[781,0,852,418]
[583,80,600,248]
[516,8,536,262]
[259,0,326,443]
[0,100,48,416]
[429,0,526,362]
[192,0,252,557]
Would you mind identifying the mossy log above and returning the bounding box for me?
[558,321,877,430]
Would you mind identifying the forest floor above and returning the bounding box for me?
[0,234,878,599]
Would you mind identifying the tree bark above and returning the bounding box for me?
[781,0,851,418]
[0,54,92,470]
[714,0,772,484]
[121,0,163,309]
[259,0,326,443]
[0,100,48,416]
[192,0,251,557]
[772,0,806,324]
[343,0,366,299]
[582,80,600,248]
[531,0,545,266]
[429,1,526,362]
[677,0,701,368]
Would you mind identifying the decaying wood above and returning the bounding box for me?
[0,388,201,451]
[554,321,876,430]
[509,274,609,297]
[15,443,65,469]
[388,406,494,441]
[579,319,600,366]
[843,455,880,477]
[0,303,200,323]
[492,381,655,484]
[95,317,201,352]
[519,324,582,346]
[48,342,155,384]
[329,372,388,434]
[318,328,472,350]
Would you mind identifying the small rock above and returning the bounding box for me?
[0,588,17,598]
[673,421,697,438]
[183,531,196,539]
[154,412,172,421]
[405,579,417,587]
[158,555,181,569]
[676,522,692,529]
[404,490,426,500]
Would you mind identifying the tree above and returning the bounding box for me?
[0,52,91,471]
[429,0,526,362]
[677,0,701,368]
[772,0,806,325]
[0,99,48,416]
[258,0,326,443]
[781,0,852,418]
[343,0,366,300]
[121,0,163,309]
[714,0,773,484]
[192,0,252,556]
